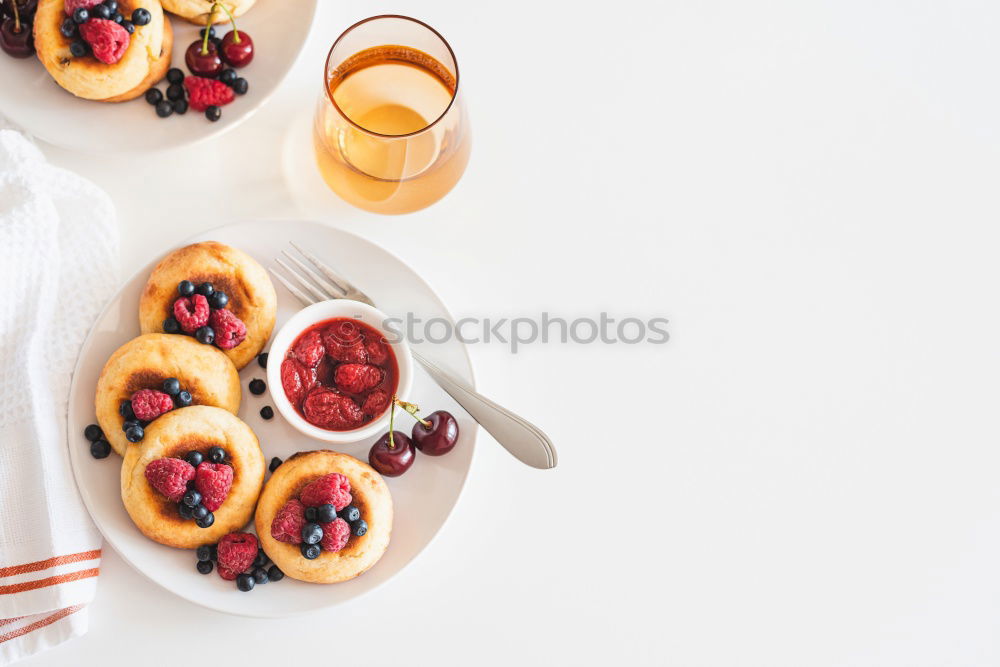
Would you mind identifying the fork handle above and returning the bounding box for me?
[413,352,557,469]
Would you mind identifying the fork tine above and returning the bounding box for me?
[274,257,332,303]
[269,267,319,307]
[289,241,355,295]
[281,250,346,299]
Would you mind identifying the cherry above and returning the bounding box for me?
[369,431,415,477]
[411,410,459,456]
[1,0,36,20]
[185,39,223,77]
[219,29,252,67]
[0,0,32,58]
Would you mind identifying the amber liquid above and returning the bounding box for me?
[314,45,470,215]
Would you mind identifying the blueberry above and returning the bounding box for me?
[209,544,218,560]
[196,545,213,561]
[186,479,196,489]
[196,559,213,575]
[175,390,193,407]
[191,504,209,520]
[253,567,269,584]
[119,400,135,420]
[90,439,111,459]
[167,67,184,84]
[194,326,215,345]
[208,446,225,463]
[304,507,317,522]
[177,502,194,519]
[300,543,321,560]
[162,316,180,334]
[350,519,367,537]
[339,505,360,523]
[92,4,110,19]
[195,282,214,297]
[252,551,267,568]
[60,17,77,37]
[268,456,282,472]
[122,419,139,432]
[185,450,204,466]
[72,7,88,23]
[257,352,268,368]
[199,26,215,39]
[103,0,117,12]
[236,573,255,592]
[208,291,228,309]
[248,379,266,395]
[316,504,337,523]
[177,279,195,296]
[182,489,202,507]
[267,565,284,581]
[155,100,173,118]
[206,106,222,122]
[259,406,274,420]
[166,83,184,101]
[121,19,133,32]
[144,88,162,105]
[84,424,103,441]
[112,12,123,24]
[232,78,248,95]
[301,523,323,545]
[162,377,181,395]
[131,7,150,25]
[172,99,188,115]
[69,39,88,57]
[196,511,215,528]
[219,68,237,85]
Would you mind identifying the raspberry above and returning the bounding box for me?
[144,458,195,502]
[322,321,367,364]
[79,19,129,65]
[218,565,239,581]
[184,76,235,112]
[301,387,363,431]
[130,389,174,421]
[194,462,233,511]
[270,499,305,544]
[216,532,258,577]
[361,389,390,416]
[363,335,389,366]
[173,294,210,333]
[300,472,352,510]
[334,363,383,394]
[64,0,102,16]
[319,518,350,552]
[209,309,247,350]
[291,329,325,368]
[280,358,316,407]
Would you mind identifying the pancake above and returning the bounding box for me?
[121,406,266,549]
[255,450,392,584]
[138,241,277,371]
[95,333,241,456]
[161,0,254,25]
[100,12,172,102]
[34,0,166,100]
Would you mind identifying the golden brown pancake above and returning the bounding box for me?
[138,242,277,371]
[255,451,392,584]
[121,406,265,549]
[161,0,254,25]
[95,333,241,456]
[100,13,172,102]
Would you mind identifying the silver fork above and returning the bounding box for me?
[270,242,557,469]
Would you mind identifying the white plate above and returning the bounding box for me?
[0,0,317,153]
[66,220,477,616]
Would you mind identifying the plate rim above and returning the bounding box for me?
[65,218,478,617]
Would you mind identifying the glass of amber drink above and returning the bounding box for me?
[313,15,471,215]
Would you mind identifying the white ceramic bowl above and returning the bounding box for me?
[266,300,413,444]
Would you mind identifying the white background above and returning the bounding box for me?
[22,0,1000,665]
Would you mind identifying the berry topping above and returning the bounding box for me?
[280,358,316,406]
[361,389,390,416]
[162,377,181,395]
[363,335,389,366]
[315,504,337,523]
[217,532,258,577]
[196,544,212,561]
[300,543,321,560]
[162,316,180,333]
[124,423,144,442]
[217,564,238,580]
[322,320,367,364]
[63,0,100,16]
[339,505,360,523]
[207,446,225,463]
[177,279,195,296]
[299,472,352,511]
[206,105,222,122]
[173,293,210,333]
[144,457,195,502]
[248,378,266,395]
[301,522,323,545]
[231,77,248,95]
[155,100,172,118]
[267,565,284,581]
[84,423,103,441]
[194,326,215,345]
[166,66,184,84]
[183,75,234,111]
[119,400,135,419]
[209,308,246,349]
[351,519,368,537]
[195,512,215,529]
[196,282,214,297]
[175,390,193,407]
[78,18,128,65]
[129,7,149,25]
[236,573,254,591]
[291,329,325,367]
[334,363,383,394]
[270,498,305,544]
[185,450,204,466]
[301,387,364,431]
[195,461,233,511]
[90,439,111,459]
[144,87,161,105]
[196,560,213,574]
[130,388,173,421]
[208,290,228,309]
[320,518,350,552]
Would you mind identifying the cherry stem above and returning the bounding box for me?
[394,399,431,429]
[200,5,215,54]
[387,395,398,449]
[213,1,240,42]
[12,0,21,33]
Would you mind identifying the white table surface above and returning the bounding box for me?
[22,0,1000,665]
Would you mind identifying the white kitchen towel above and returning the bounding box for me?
[0,129,118,664]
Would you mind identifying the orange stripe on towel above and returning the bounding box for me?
[0,568,100,595]
[0,550,101,578]
[0,605,84,644]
